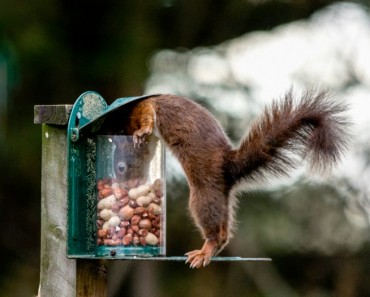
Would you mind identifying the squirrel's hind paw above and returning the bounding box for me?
[185,250,212,268]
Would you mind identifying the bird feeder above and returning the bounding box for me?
[67,91,166,259]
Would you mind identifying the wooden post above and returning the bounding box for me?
[35,105,107,297]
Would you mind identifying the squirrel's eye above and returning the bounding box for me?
[117,162,126,173]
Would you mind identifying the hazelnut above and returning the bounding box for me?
[138,229,148,237]
[131,225,139,233]
[134,207,146,215]
[99,188,113,198]
[97,180,105,191]
[139,236,147,246]
[148,203,162,215]
[118,205,134,220]
[96,219,104,228]
[122,234,133,246]
[116,228,126,239]
[111,239,121,246]
[129,200,138,208]
[138,219,152,230]
[107,227,116,238]
[145,232,159,246]
[120,221,130,228]
[131,215,141,225]
[97,229,108,238]
[118,197,130,207]
[111,203,120,213]
[133,235,140,246]
[113,187,127,199]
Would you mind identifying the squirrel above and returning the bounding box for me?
[109,89,349,268]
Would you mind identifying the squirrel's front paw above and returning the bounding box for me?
[185,250,212,269]
[133,127,153,148]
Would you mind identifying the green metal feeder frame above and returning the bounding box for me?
[67,91,162,258]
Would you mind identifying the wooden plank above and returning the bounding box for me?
[39,123,108,297]
[76,260,108,297]
[34,104,73,125]
[39,124,76,296]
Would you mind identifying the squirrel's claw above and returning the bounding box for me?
[133,126,153,148]
[185,250,212,269]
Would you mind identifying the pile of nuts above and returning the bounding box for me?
[96,178,164,248]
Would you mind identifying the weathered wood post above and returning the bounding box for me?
[34,105,107,297]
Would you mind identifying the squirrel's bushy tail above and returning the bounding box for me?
[226,89,350,186]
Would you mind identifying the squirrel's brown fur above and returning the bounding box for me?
[120,90,349,268]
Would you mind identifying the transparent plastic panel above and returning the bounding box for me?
[95,135,166,257]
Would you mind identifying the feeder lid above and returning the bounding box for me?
[67,91,157,142]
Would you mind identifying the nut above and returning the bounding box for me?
[118,197,130,207]
[113,187,127,199]
[131,225,139,233]
[102,221,111,230]
[131,215,141,225]
[138,219,152,230]
[108,216,121,227]
[99,209,115,221]
[139,236,147,246]
[97,229,108,238]
[138,229,148,237]
[116,228,126,239]
[145,232,159,246]
[111,203,120,213]
[118,205,134,220]
[120,221,130,228]
[96,177,165,249]
[107,227,116,238]
[133,235,140,246]
[134,206,146,215]
[148,203,162,215]
[128,184,152,200]
[122,234,133,246]
[98,195,116,210]
[97,180,105,191]
[99,188,113,198]
[136,195,153,207]
[152,179,164,198]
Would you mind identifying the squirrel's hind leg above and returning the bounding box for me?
[185,190,230,268]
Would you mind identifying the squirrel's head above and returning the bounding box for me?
[112,136,155,185]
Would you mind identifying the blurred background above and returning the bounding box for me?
[1,1,370,296]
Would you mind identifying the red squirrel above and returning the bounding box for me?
[114,90,349,268]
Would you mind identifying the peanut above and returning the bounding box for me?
[96,178,164,250]
[136,195,153,207]
[100,209,115,221]
[108,216,121,228]
[128,184,152,200]
[98,195,116,210]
